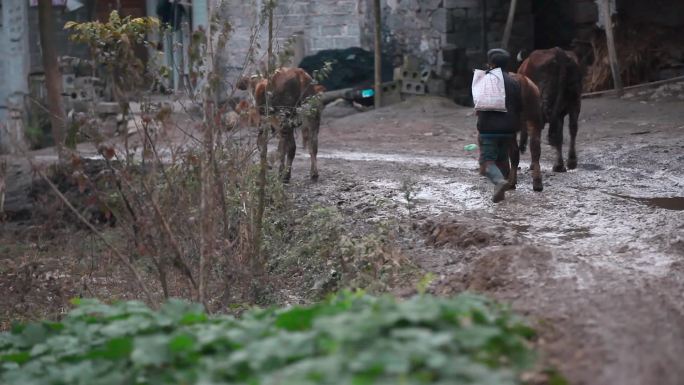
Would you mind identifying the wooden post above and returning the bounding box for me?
[373,0,382,108]
[502,0,518,50]
[38,0,67,159]
[198,0,214,309]
[599,0,623,95]
[480,0,488,62]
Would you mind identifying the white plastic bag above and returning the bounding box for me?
[472,68,507,112]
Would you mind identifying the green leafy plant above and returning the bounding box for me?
[401,178,419,218]
[65,12,159,94]
[417,272,436,295]
[0,292,537,385]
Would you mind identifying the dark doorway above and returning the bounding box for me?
[532,0,576,49]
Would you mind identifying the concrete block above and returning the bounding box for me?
[342,1,359,13]
[426,78,446,96]
[381,81,403,106]
[321,25,344,36]
[62,74,76,91]
[399,0,421,11]
[441,47,463,64]
[402,55,422,71]
[96,102,121,116]
[422,0,443,11]
[401,80,427,95]
[441,32,468,48]
[444,0,479,9]
[431,8,452,33]
[333,37,360,49]
[346,23,361,37]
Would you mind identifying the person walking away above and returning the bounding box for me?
[476,49,522,203]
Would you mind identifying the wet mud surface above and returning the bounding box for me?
[289,96,684,385]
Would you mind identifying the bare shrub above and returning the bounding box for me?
[16,3,416,314]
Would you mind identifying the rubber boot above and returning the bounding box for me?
[484,163,508,203]
[495,161,510,179]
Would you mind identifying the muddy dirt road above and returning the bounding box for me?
[1,90,682,384]
[289,95,684,385]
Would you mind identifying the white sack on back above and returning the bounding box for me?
[472,68,507,112]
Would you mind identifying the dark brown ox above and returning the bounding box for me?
[237,67,325,182]
[517,47,583,172]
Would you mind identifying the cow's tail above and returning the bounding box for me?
[519,126,529,154]
[548,48,567,147]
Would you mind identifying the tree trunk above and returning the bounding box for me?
[480,0,488,62]
[600,0,623,95]
[253,0,273,287]
[502,0,517,50]
[373,0,382,109]
[38,0,67,159]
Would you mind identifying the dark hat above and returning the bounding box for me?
[487,48,510,69]
[487,48,510,62]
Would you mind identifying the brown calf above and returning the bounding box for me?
[517,47,583,172]
[237,67,325,182]
[509,73,544,192]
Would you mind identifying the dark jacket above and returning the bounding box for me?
[477,71,522,137]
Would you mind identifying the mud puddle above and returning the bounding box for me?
[610,194,684,210]
[311,150,479,169]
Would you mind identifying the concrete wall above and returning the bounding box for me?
[0,0,31,153]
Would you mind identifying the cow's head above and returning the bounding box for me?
[313,84,326,94]
[236,74,261,91]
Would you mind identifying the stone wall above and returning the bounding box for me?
[359,0,534,100]
[215,0,363,89]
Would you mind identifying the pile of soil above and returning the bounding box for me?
[422,216,521,249]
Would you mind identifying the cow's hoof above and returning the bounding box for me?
[310,174,319,182]
[553,164,567,173]
[567,158,578,170]
[508,183,517,190]
[533,179,543,192]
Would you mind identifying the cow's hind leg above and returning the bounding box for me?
[550,116,567,172]
[567,105,580,170]
[283,124,296,183]
[277,126,288,181]
[530,125,543,191]
[508,136,519,190]
[304,112,320,181]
